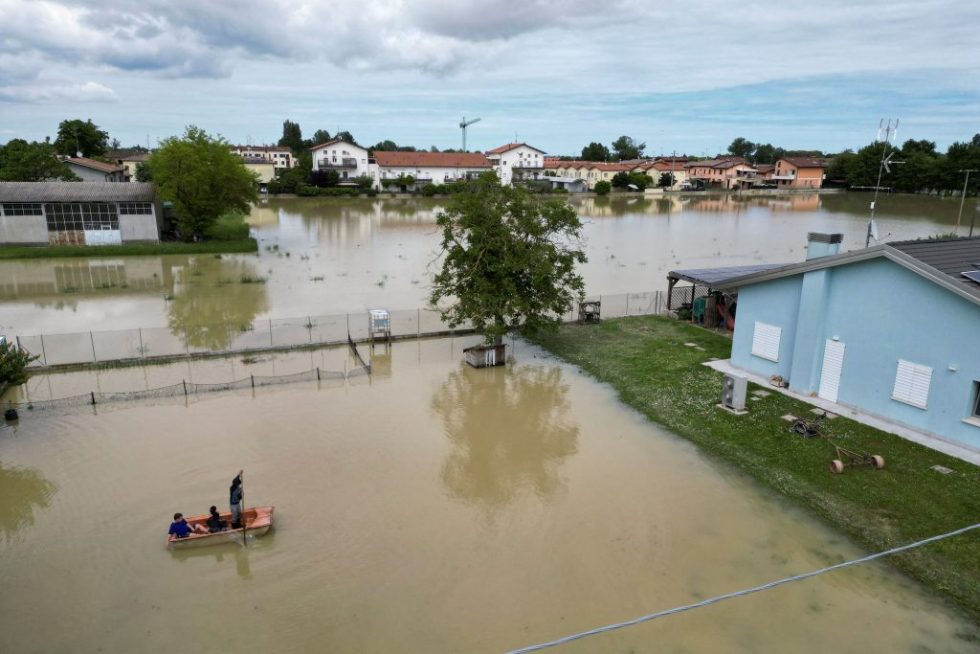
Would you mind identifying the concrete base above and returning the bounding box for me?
[715,402,748,416]
[705,358,980,466]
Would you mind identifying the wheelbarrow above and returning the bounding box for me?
[828,442,885,474]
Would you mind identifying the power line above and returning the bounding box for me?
[506,522,980,654]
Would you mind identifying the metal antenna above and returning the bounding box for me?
[866,119,904,247]
[459,116,481,151]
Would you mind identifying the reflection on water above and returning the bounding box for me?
[0,462,56,541]
[433,365,578,507]
[167,256,269,349]
[169,539,264,580]
[2,192,970,336]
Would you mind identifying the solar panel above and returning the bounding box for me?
[961,271,980,284]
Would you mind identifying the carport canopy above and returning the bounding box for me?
[666,263,787,309]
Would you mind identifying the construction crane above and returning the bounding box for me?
[459,116,481,152]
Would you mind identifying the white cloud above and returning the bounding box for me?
[0,80,117,103]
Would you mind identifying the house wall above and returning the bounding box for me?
[730,275,803,380]
[0,213,48,245]
[492,146,545,185]
[731,257,980,451]
[377,165,489,186]
[66,163,121,182]
[311,141,371,181]
[119,214,159,242]
[774,161,824,188]
[244,162,276,184]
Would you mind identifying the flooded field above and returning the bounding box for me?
[1,338,977,652]
[0,192,967,337]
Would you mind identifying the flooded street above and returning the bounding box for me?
[0,338,977,652]
[0,192,966,336]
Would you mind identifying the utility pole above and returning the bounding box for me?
[956,169,977,229]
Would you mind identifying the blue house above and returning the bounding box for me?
[718,234,980,455]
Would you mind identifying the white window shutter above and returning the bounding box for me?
[892,360,932,409]
[751,322,781,362]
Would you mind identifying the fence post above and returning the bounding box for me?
[90,331,97,363]
[316,367,321,381]
[251,374,255,389]
[138,328,145,358]
[417,308,421,338]
[626,293,630,316]
[90,391,96,405]
[308,316,313,344]
[269,319,274,347]
[39,334,47,366]
[182,380,187,396]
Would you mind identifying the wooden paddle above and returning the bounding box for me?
[239,469,247,548]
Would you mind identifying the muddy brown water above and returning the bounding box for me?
[1,338,977,652]
[0,192,969,337]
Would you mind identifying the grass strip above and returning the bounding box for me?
[0,239,258,259]
[533,315,980,626]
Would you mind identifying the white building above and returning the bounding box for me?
[373,151,492,189]
[0,182,160,246]
[64,157,127,182]
[309,139,373,184]
[229,145,295,170]
[486,143,547,185]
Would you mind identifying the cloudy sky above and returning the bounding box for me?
[1,0,978,155]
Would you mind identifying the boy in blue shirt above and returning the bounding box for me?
[168,512,207,538]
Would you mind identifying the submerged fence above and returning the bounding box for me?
[14,290,668,368]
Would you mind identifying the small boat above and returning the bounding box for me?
[167,506,275,549]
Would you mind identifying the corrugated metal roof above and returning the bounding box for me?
[0,182,156,202]
[668,263,789,286]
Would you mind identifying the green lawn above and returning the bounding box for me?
[0,239,258,259]
[534,315,980,624]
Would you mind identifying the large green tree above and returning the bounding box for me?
[430,172,586,345]
[278,119,304,153]
[53,118,109,158]
[610,135,645,161]
[727,137,756,159]
[309,129,332,147]
[0,139,79,181]
[580,142,610,161]
[149,126,258,240]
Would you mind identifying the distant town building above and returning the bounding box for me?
[239,156,276,191]
[486,143,547,185]
[64,157,127,182]
[229,145,295,170]
[373,151,492,189]
[772,157,826,189]
[685,157,758,190]
[0,181,160,246]
[309,139,373,184]
[105,150,151,182]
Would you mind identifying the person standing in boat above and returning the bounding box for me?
[230,470,244,528]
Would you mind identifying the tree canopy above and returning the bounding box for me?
[0,139,79,181]
[430,172,587,345]
[611,135,645,161]
[580,142,610,162]
[727,137,755,158]
[278,119,304,153]
[1,339,38,387]
[309,129,332,146]
[53,119,109,158]
[148,126,258,240]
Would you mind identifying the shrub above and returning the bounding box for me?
[206,210,250,241]
[421,184,439,197]
[1,339,38,387]
[594,180,612,195]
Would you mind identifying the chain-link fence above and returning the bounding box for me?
[13,291,667,368]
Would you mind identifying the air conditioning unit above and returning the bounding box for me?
[721,373,748,412]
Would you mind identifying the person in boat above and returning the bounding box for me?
[206,505,227,533]
[230,470,244,529]
[169,512,207,539]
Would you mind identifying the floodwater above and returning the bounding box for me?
[0,192,971,337]
[1,339,977,652]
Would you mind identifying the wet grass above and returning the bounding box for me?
[0,239,258,259]
[533,315,980,624]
